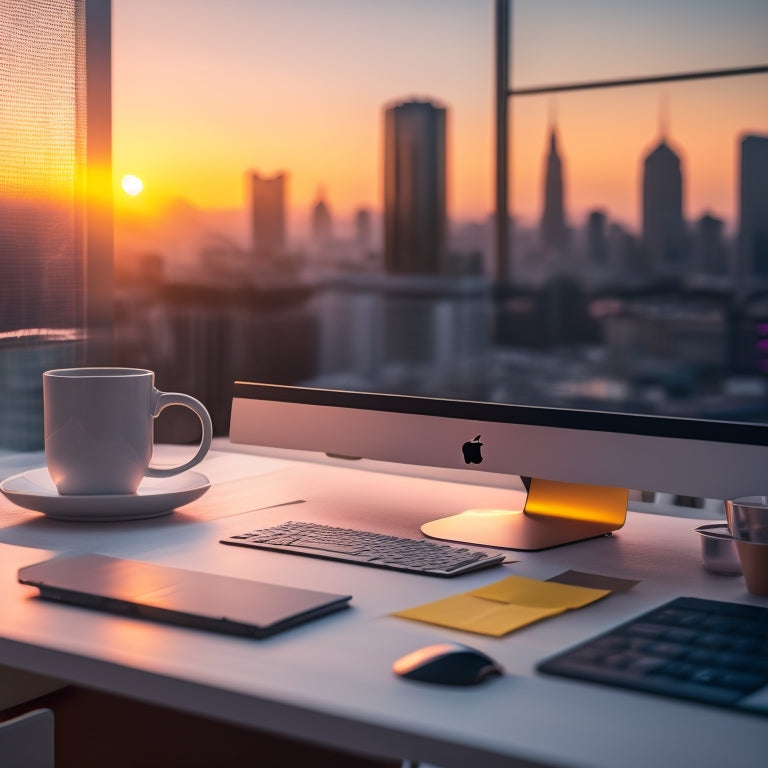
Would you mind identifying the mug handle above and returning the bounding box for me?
[145,390,213,478]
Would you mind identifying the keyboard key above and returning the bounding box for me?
[292,539,363,554]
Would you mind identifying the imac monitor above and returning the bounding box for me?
[229,382,768,550]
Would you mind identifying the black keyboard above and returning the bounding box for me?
[538,596,768,716]
[220,520,506,576]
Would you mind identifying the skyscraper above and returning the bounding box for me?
[354,208,372,253]
[249,171,286,259]
[383,99,447,274]
[311,187,333,252]
[586,210,608,268]
[738,134,768,279]
[642,138,685,279]
[695,213,727,275]
[540,127,567,253]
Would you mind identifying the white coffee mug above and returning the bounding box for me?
[43,367,213,495]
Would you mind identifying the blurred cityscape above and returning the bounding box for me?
[3,93,768,449]
[109,98,768,443]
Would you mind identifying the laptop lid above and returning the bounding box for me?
[18,553,351,638]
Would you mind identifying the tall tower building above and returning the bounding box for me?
[738,134,768,279]
[540,126,567,253]
[695,213,727,275]
[642,138,685,279]
[586,210,608,269]
[354,208,372,253]
[249,171,286,259]
[383,99,447,274]
[311,187,333,252]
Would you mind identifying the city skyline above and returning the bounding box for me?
[113,94,766,242]
[114,118,768,268]
[112,1,768,234]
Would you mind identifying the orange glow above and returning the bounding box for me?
[112,3,768,238]
[0,4,80,202]
[511,77,768,230]
[524,478,628,526]
[113,73,768,235]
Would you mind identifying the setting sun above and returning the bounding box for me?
[121,174,144,196]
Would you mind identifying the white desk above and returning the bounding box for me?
[1,442,766,768]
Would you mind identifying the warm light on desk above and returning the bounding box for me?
[460,508,524,518]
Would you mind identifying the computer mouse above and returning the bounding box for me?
[392,642,503,686]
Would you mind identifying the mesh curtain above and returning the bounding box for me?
[0,0,87,449]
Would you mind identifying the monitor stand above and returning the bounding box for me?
[421,478,628,551]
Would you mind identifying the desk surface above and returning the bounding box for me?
[1,442,766,768]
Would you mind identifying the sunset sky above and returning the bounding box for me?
[112,0,768,237]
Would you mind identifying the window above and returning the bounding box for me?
[3,1,767,464]
[500,1,768,425]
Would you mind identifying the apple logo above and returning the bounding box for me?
[462,435,483,464]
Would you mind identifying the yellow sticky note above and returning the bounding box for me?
[393,594,561,637]
[392,574,611,637]
[470,574,610,609]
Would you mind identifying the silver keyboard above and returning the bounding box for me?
[220,520,506,576]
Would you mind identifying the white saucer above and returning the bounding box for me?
[0,467,211,522]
